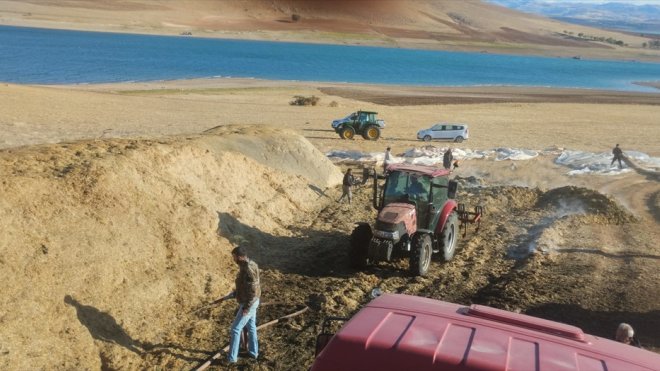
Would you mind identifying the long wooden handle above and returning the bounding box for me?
[194,306,309,371]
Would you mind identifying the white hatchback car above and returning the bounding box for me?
[417,123,469,143]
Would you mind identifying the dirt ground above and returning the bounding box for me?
[0,80,659,370]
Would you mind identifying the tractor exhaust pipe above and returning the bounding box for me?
[369,168,381,210]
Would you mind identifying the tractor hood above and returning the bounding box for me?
[377,203,417,235]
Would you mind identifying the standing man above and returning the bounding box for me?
[338,168,355,204]
[611,144,624,169]
[443,147,454,170]
[383,147,392,174]
[221,246,261,364]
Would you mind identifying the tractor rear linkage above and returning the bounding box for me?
[457,204,484,237]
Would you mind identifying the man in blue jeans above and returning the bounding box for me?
[221,246,261,364]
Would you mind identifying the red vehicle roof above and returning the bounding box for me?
[311,294,660,371]
[387,163,451,177]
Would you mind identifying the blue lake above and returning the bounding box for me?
[1,25,659,91]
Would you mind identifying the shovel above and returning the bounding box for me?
[190,292,235,314]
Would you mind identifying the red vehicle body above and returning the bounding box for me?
[311,294,660,371]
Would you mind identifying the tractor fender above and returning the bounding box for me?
[435,200,458,235]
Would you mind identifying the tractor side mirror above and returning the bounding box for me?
[447,180,458,199]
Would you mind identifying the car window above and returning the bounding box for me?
[431,124,442,130]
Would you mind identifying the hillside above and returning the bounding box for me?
[1,0,659,60]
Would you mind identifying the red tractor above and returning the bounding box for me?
[350,164,481,276]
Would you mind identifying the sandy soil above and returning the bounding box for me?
[1,80,659,370]
[1,0,660,62]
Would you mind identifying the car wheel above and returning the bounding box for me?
[423,135,432,142]
[454,136,464,143]
[362,125,381,140]
[340,127,355,140]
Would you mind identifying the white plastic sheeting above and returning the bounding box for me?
[326,147,660,177]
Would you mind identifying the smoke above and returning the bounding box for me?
[508,199,586,259]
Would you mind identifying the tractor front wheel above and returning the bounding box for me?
[340,126,355,140]
[362,125,381,140]
[350,224,372,269]
[440,212,458,261]
[409,234,432,276]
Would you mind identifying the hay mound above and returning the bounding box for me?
[0,126,341,369]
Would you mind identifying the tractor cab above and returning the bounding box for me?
[356,111,375,130]
[380,169,454,230]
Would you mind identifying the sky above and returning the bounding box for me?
[541,0,660,3]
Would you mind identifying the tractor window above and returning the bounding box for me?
[358,112,368,122]
[408,175,430,202]
[383,171,408,205]
[431,176,448,203]
[383,172,431,205]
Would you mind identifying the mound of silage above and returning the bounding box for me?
[536,186,635,224]
[0,126,341,369]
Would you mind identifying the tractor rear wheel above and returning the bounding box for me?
[440,212,458,261]
[409,234,432,276]
[362,125,381,140]
[350,224,372,269]
[340,126,355,140]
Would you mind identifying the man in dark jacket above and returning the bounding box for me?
[443,148,454,170]
[221,246,261,364]
[338,168,356,204]
[611,144,624,169]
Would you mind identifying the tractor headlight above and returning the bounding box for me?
[374,230,399,240]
